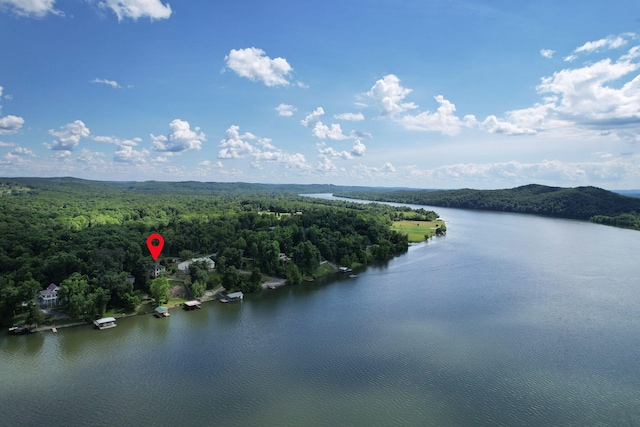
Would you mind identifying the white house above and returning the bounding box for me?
[178,257,215,274]
[39,283,60,307]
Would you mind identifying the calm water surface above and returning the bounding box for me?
[2,196,639,426]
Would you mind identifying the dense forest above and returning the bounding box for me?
[0,178,436,325]
[336,184,640,230]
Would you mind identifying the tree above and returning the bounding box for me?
[190,280,206,298]
[249,268,262,291]
[222,266,242,292]
[293,241,321,274]
[25,301,45,326]
[286,264,302,285]
[216,256,227,274]
[222,247,243,269]
[188,260,210,284]
[59,273,90,319]
[179,250,194,261]
[85,288,109,319]
[150,277,170,304]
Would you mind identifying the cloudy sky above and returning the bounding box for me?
[1,0,640,189]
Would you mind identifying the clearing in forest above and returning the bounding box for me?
[391,219,446,242]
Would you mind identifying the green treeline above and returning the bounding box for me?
[336,184,640,230]
[0,178,435,325]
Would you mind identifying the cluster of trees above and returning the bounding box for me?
[0,178,433,325]
[338,184,640,229]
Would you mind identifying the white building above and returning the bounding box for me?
[39,283,60,307]
[178,257,215,274]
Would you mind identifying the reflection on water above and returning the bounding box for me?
[2,201,640,426]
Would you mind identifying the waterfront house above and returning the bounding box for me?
[279,253,291,263]
[39,283,60,307]
[149,263,166,279]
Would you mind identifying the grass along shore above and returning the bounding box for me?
[391,219,446,242]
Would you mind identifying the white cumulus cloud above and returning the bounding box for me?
[0,0,62,17]
[367,74,418,116]
[312,122,348,140]
[10,146,34,156]
[93,135,141,146]
[217,125,310,170]
[301,107,352,140]
[493,44,640,140]
[151,119,205,153]
[398,95,474,135]
[301,107,324,127]
[565,34,635,61]
[0,85,24,135]
[540,49,555,59]
[99,0,172,21]
[225,47,293,87]
[316,139,366,160]
[90,78,122,88]
[334,112,365,121]
[0,115,24,135]
[482,115,536,135]
[351,139,366,157]
[46,120,90,151]
[276,103,296,117]
[114,145,149,163]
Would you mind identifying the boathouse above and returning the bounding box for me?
[220,291,244,303]
[183,300,202,310]
[93,317,117,330]
[155,306,170,318]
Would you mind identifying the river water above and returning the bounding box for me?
[2,195,640,426]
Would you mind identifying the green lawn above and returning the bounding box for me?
[391,219,446,242]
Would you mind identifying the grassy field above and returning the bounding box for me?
[391,219,446,242]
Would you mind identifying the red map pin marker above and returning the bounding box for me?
[146,233,164,261]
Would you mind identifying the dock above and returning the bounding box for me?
[93,317,117,330]
[155,306,170,317]
[220,291,243,303]
[183,300,202,310]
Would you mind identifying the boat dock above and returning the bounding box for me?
[183,300,202,310]
[93,317,117,330]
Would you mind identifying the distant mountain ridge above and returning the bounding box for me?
[336,184,640,230]
[0,177,387,196]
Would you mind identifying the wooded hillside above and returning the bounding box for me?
[337,184,640,230]
[0,178,436,325]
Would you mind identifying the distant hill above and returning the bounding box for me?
[614,190,640,199]
[0,177,368,197]
[3,178,639,230]
[336,184,640,230]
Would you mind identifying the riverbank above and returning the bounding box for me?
[23,262,357,335]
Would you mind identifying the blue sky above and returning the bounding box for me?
[1,0,639,189]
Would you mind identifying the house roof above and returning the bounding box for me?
[228,291,244,299]
[155,306,168,313]
[41,283,59,297]
[179,257,215,269]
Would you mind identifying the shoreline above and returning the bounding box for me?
[24,266,350,334]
